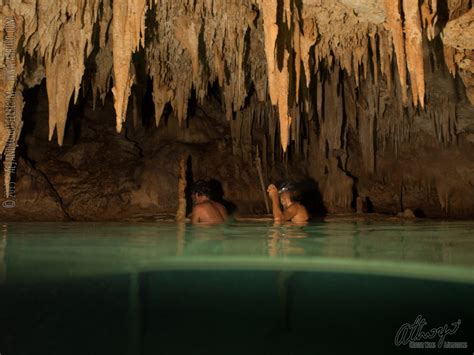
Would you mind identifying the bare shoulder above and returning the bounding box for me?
[286,204,299,213]
[192,203,203,211]
[298,203,309,214]
[192,202,208,215]
[296,203,310,220]
[214,201,227,214]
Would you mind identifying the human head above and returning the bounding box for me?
[190,180,211,204]
[278,182,299,208]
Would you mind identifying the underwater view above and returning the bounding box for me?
[0,220,473,355]
[2,1,474,354]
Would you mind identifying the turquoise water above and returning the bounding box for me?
[0,221,473,354]
[2,220,474,283]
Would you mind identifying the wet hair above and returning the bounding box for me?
[190,180,211,198]
[278,181,301,202]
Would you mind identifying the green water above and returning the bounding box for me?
[2,220,474,283]
[0,221,473,354]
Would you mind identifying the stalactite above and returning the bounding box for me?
[421,0,438,40]
[369,30,379,84]
[261,0,279,106]
[1,0,471,158]
[218,9,252,122]
[45,45,74,145]
[358,74,377,174]
[112,0,147,133]
[443,45,457,76]
[292,5,302,103]
[300,18,318,88]
[402,0,425,108]
[376,64,411,155]
[320,70,344,154]
[275,50,292,152]
[384,0,409,106]
[429,95,458,146]
[24,1,97,145]
[92,0,113,110]
[44,5,92,143]
[174,16,201,83]
[146,1,254,127]
[249,25,268,103]
[314,69,354,211]
[92,41,113,110]
[379,28,394,90]
[213,47,225,87]
[447,0,471,20]
[343,75,357,131]
[151,81,174,128]
[174,82,192,126]
[260,0,294,151]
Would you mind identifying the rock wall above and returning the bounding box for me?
[0,0,473,220]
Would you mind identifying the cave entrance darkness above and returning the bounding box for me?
[18,81,87,165]
[184,156,237,217]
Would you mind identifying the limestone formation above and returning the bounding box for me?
[442,8,474,104]
[0,1,473,217]
[176,157,187,221]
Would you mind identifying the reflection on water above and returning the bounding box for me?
[176,222,186,256]
[1,221,474,355]
[2,220,474,284]
[268,223,309,257]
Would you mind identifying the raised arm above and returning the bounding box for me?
[267,184,282,220]
[267,184,298,222]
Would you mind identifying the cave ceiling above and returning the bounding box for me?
[0,0,473,198]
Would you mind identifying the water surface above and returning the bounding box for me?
[0,220,473,355]
[2,220,474,283]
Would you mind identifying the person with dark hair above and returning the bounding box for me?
[190,180,228,224]
[267,182,309,223]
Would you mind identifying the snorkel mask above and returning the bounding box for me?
[278,182,293,195]
[278,186,290,194]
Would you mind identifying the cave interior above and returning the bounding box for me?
[1,0,474,221]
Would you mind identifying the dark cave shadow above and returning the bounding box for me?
[414,208,426,218]
[17,83,42,161]
[294,179,327,219]
[184,161,237,217]
[65,91,86,145]
[184,156,194,217]
[208,179,237,216]
[21,79,85,149]
[365,197,374,213]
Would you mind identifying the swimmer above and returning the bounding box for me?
[190,180,228,224]
[267,182,309,223]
